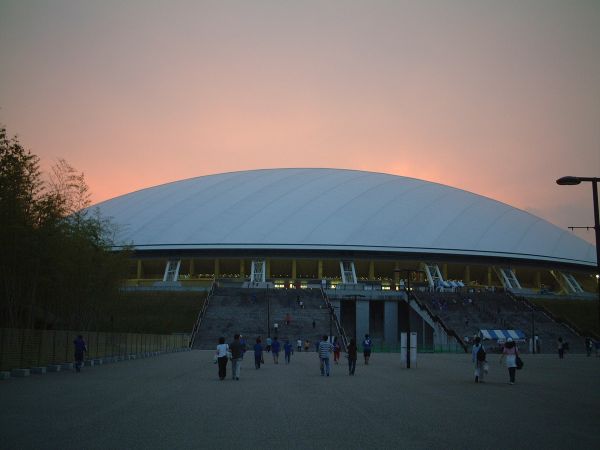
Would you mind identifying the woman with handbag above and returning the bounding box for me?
[499,338,519,385]
[472,336,486,383]
[215,337,229,380]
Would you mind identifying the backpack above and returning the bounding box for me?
[476,345,486,362]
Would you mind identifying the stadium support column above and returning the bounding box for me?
[318,260,323,279]
[487,267,493,286]
[189,259,195,277]
[534,271,541,290]
[356,300,370,346]
[136,260,143,279]
[214,259,220,278]
[384,301,398,349]
[240,260,245,278]
[292,259,297,280]
[464,266,470,284]
[369,261,375,280]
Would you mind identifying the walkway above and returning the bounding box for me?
[1,351,598,449]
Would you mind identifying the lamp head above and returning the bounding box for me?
[556,176,581,186]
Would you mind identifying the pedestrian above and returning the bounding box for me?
[472,336,487,383]
[312,319,316,329]
[300,300,304,309]
[304,339,310,352]
[271,336,281,364]
[274,322,279,334]
[285,313,292,326]
[318,335,333,376]
[333,337,341,364]
[240,335,247,357]
[557,337,565,359]
[297,338,302,352]
[229,334,244,380]
[362,334,373,365]
[499,337,519,385]
[585,337,592,357]
[266,336,272,352]
[347,338,357,376]
[253,337,263,369]
[73,335,87,373]
[284,340,293,364]
[215,337,229,380]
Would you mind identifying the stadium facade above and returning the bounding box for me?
[94,168,597,295]
[94,168,598,350]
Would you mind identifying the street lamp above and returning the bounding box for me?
[394,269,425,369]
[556,176,600,329]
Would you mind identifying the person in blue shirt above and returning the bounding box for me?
[73,335,87,373]
[271,337,281,364]
[283,340,293,364]
[253,337,263,369]
[362,334,373,365]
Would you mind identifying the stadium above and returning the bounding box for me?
[94,168,598,352]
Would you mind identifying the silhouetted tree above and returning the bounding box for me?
[0,126,129,330]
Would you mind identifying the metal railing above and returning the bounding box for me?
[0,328,189,372]
[320,287,349,351]
[409,291,468,353]
[189,280,216,348]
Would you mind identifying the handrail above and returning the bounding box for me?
[189,279,217,348]
[506,291,593,339]
[320,287,349,351]
[410,291,468,352]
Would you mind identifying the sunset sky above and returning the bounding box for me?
[1,0,599,244]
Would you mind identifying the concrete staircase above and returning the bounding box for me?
[192,287,330,350]
[414,291,585,353]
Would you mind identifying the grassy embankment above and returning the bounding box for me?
[100,291,206,335]
[532,298,599,338]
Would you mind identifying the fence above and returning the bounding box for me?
[0,328,190,372]
[369,342,464,354]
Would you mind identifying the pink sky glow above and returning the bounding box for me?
[1,1,599,244]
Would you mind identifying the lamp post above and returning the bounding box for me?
[266,286,271,338]
[556,176,600,330]
[394,269,425,369]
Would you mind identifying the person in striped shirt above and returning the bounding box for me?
[318,335,333,376]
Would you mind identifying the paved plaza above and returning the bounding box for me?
[1,350,598,449]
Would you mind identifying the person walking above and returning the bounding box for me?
[253,337,263,369]
[297,338,302,352]
[499,338,519,385]
[472,336,487,383]
[347,338,357,376]
[333,337,341,364]
[215,337,229,380]
[557,337,565,359]
[585,337,593,357]
[271,337,281,364]
[73,335,87,373]
[265,336,272,353]
[318,335,333,376]
[284,340,293,364]
[362,334,373,365]
[230,334,244,380]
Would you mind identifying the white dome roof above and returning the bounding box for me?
[94,168,596,267]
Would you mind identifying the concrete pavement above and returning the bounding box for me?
[1,350,598,449]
